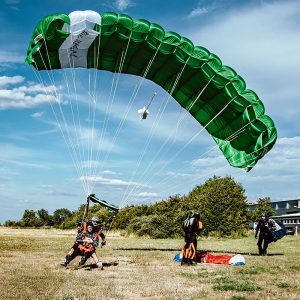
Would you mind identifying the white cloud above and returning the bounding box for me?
[115,0,134,11]
[0,76,24,87]
[79,175,147,187]
[135,192,160,198]
[31,111,45,118]
[188,7,208,18]
[166,171,197,178]
[0,79,58,110]
[0,51,23,65]
[102,170,118,175]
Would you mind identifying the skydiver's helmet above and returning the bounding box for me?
[86,222,93,231]
[261,212,268,218]
[91,216,99,223]
[193,212,201,220]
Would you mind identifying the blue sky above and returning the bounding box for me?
[0,0,300,223]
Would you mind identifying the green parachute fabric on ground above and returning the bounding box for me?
[25,11,277,171]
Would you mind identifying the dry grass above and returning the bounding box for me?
[0,227,299,300]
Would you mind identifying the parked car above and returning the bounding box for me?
[285,226,296,235]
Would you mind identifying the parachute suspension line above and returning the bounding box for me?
[60,67,89,194]
[119,91,171,208]
[88,29,103,194]
[145,92,157,110]
[120,92,243,207]
[60,68,90,194]
[89,32,134,192]
[174,73,217,136]
[62,34,91,193]
[87,68,95,194]
[30,65,88,196]
[120,58,192,208]
[35,47,88,194]
[60,45,90,194]
[44,37,89,193]
[40,40,89,194]
[158,142,270,198]
[91,42,165,196]
[121,58,212,207]
[90,41,164,193]
[146,117,261,198]
[88,70,119,187]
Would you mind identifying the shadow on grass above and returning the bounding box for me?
[68,262,119,270]
[114,248,284,256]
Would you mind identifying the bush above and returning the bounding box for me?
[127,215,174,238]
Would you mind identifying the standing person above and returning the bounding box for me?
[255,212,275,256]
[181,212,203,265]
[61,222,103,269]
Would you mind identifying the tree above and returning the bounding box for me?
[188,176,249,237]
[53,208,72,226]
[21,209,41,227]
[127,215,174,238]
[37,209,52,226]
[250,197,275,222]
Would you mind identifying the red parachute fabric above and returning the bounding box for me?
[196,251,233,264]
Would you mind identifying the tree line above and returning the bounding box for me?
[4,176,274,238]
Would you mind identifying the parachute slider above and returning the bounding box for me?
[138,106,150,120]
[137,92,157,121]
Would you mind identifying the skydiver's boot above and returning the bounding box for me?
[61,254,72,267]
[96,261,103,270]
[258,245,263,256]
[181,257,187,265]
[79,256,88,266]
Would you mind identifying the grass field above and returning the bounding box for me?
[0,227,299,300]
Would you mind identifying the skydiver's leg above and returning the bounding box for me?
[91,251,103,269]
[193,237,198,252]
[67,242,79,256]
[62,248,81,267]
[190,242,196,262]
[91,252,99,263]
[257,235,263,255]
[181,242,188,265]
[262,236,269,256]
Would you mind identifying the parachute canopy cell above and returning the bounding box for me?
[26,10,277,171]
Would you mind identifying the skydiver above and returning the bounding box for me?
[61,217,106,267]
[61,222,103,269]
[181,212,203,265]
[255,212,276,256]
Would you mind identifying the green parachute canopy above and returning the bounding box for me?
[26,10,277,171]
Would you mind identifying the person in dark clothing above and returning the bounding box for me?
[255,212,275,256]
[181,212,203,265]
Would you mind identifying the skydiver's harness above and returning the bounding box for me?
[181,217,203,263]
[74,222,105,254]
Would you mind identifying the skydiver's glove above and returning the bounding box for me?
[255,235,257,239]
[101,239,106,247]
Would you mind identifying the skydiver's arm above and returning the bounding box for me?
[255,221,261,237]
[91,236,99,248]
[76,232,84,244]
